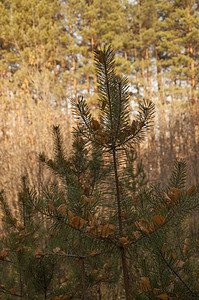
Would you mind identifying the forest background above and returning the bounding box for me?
[0,0,198,221]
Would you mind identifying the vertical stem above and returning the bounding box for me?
[80,258,86,300]
[112,148,132,300]
[120,249,132,300]
[79,235,87,300]
[102,46,131,299]
[97,284,102,300]
[19,266,23,299]
[112,149,123,233]
[77,167,87,300]
[38,159,42,198]
[41,260,47,300]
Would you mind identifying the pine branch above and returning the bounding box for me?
[0,286,22,298]
[123,101,155,148]
[158,248,197,297]
[94,46,131,147]
[72,96,93,135]
[168,159,186,189]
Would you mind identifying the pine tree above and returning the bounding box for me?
[0,177,50,299]
[17,45,154,299]
[72,45,155,299]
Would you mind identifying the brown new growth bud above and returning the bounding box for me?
[101,100,106,110]
[98,51,105,63]
[34,250,44,259]
[187,185,195,195]
[91,118,100,131]
[139,120,145,128]
[130,120,137,134]
[168,188,182,201]
[57,204,67,214]
[0,250,8,260]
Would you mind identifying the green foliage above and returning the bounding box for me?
[0,178,48,299]
[168,159,187,189]
[0,46,199,300]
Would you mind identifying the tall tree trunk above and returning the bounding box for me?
[145,47,156,179]
[141,55,146,102]
[156,50,164,104]
[134,47,140,97]
[138,0,146,102]
[69,14,77,104]
[87,72,90,95]
[189,43,196,105]
[189,108,199,184]
[145,47,152,102]
[91,36,97,94]
[187,2,196,105]
[88,0,97,95]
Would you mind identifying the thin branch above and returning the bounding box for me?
[158,249,197,297]
[0,286,22,298]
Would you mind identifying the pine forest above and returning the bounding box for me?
[0,1,199,299]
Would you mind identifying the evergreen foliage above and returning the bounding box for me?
[0,46,199,300]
